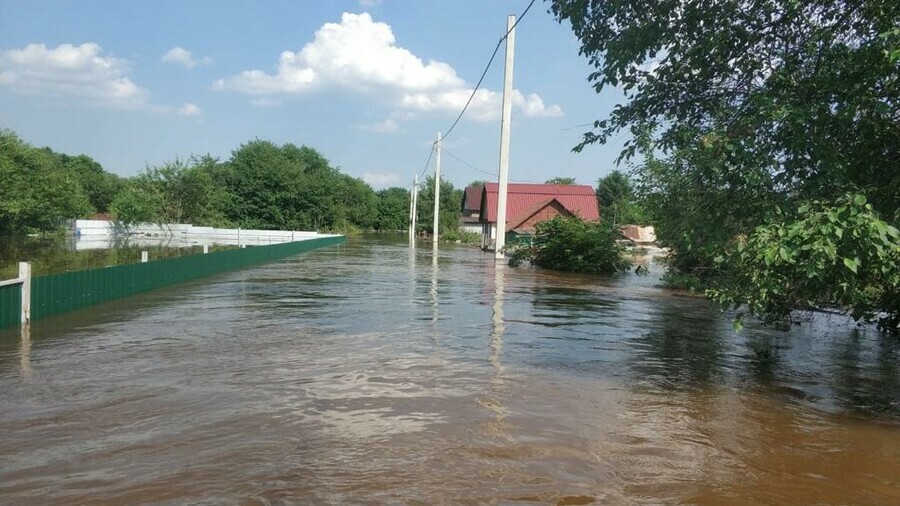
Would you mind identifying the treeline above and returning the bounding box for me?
[0,130,415,235]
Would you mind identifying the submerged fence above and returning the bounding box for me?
[0,235,344,330]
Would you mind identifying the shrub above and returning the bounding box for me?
[508,216,631,274]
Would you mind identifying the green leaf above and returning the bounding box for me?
[843,257,858,273]
[853,194,867,206]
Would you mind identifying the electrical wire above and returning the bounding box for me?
[443,148,495,177]
[440,0,537,142]
[416,143,435,182]
[443,147,541,184]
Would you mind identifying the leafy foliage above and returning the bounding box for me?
[596,170,646,225]
[0,130,92,234]
[1,130,413,236]
[554,0,900,332]
[708,195,900,332]
[374,187,411,231]
[509,216,631,274]
[415,176,464,236]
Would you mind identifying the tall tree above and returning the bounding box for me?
[416,176,463,235]
[374,187,412,231]
[553,0,900,330]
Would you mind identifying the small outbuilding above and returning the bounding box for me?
[459,185,484,234]
[477,183,600,249]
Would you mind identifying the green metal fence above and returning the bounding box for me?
[1,235,344,329]
[0,283,21,329]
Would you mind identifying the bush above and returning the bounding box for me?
[508,216,631,274]
[707,194,900,333]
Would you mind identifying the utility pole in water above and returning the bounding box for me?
[408,176,415,243]
[411,173,419,245]
[432,131,442,245]
[494,14,516,259]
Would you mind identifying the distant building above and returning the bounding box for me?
[459,185,484,234]
[477,183,600,249]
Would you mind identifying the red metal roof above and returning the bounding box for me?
[479,183,599,223]
[462,186,483,213]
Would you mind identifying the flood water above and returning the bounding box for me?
[1,236,898,504]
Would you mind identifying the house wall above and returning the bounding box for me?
[514,201,568,232]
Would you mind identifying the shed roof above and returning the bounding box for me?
[461,185,483,213]
[479,183,599,223]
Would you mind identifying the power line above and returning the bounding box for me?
[417,143,435,181]
[443,147,541,184]
[440,0,537,142]
[443,148,494,177]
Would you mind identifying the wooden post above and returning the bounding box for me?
[18,262,30,325]
[203,244,209,254]
[141,251,149,263]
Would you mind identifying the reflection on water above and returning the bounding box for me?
[0,236,898,504]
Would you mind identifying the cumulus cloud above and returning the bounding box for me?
[177,102,202,117]
[161,46,212,68]
[358,118,399,133]
[362,171,400,187]
[214,12,562,121]
[0,42,148,108]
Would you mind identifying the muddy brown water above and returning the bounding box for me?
[1,237,898,504]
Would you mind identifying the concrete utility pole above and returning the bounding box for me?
[432,131,442,245]
[495,14,516,259]
[411,173,419,244]
[409,176,415,243]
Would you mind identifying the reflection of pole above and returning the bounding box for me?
[495,15,516,259]
[431,242,439,325]
[483,261,509,439]
[432,131,442,245]
[20,321,31,381]
[490,262,505,375]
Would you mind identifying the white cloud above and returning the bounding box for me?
[359,0,382,6]
[161,46,212,69]
[214,12,562,121]
[250,97,281,107]
[0,42,148,108]
[362,171,400,187]
[358,118,399,133]
[177,102,202,117]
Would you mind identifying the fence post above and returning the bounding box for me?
[238,227,242,247]
[292,230,295,242]
[18,262,30,325]
[203,244,209,254]
[141,251,149,263]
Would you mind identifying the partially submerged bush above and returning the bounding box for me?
[708,195,900,333]
[508,216,631,274]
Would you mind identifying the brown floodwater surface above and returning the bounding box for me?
[1,236,898,504]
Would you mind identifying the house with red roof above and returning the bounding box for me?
[476,183,600,249]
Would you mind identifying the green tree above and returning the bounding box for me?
[596,170,646,225]
[553,0,900,331]
[416,176,462,235]
[0,130,92,234]
[57,153,122,214]
[375,187,411,231]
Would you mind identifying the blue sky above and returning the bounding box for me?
[0,0,627,189]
